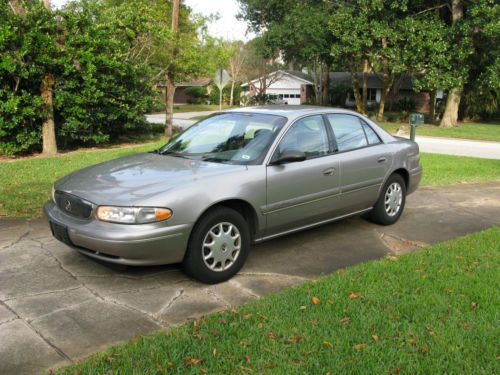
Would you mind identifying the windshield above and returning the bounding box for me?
[159,113,287,164]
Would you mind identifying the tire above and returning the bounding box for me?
[183,207,250,284]
[368,174,406,225]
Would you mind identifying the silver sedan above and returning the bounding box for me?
[44,106,422,283]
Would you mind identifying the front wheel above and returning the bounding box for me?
[368,174,406,225]
[183,207,250,284]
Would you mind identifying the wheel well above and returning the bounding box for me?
[199,199,259,239]
[393,168,409,189]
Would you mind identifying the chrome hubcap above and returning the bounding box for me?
[384,182,402,217]
[202,222,241,272]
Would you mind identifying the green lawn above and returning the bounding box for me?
[56,227,500,374]
[0,147,499,218]
[420,153,500,186]
[379,121,500,142]
[0,141,164,218]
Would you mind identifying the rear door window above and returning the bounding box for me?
[326,114,368,152]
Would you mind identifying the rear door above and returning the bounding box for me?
[325,114,392,213]
[265,115,341,236]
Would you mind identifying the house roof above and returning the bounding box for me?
[241,70,314,87]
[328,72,414,90]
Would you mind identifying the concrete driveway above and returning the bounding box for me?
[1,182,499,374]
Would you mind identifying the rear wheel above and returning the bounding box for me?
[368,174,406,225]
[183,207,250,284]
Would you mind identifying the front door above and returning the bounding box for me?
[265,115,340,236]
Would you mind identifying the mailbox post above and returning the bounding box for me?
[409,113,424,141]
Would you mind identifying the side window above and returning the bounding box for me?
[278,115,329,159]
[326,114,368,152]
[362,122,382,145]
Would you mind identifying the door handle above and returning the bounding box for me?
[377,156,388,163]
[323,167,336,176]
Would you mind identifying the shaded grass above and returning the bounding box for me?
[0,140,164,218]
[379,121,500,142]
[56,227,500,374]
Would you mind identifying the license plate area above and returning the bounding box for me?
[50,221,73,246]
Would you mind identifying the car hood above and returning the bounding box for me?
[55,153,247,205]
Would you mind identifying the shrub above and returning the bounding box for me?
[185,86,208,104]
[395,97,417,112]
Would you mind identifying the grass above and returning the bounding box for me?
[379,121,500,142]
[0,140,164,218]
[190,114,213,121]
[0,148,499,218]
[419,153,500,186]
[56,227,500,374]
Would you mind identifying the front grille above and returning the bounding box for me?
[55,191,93,219]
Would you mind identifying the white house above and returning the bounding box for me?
[241,70,313,105]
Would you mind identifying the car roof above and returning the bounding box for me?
[225,105,363,118]
[223,105,395,143]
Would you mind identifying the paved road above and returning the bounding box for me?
[145,112,500,159]
[1,182,499,374]
[146,111,215,130]
[415,136,500,160]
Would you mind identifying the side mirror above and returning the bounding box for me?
[272,149,306,165]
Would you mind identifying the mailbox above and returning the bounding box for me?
[409,113,424,141]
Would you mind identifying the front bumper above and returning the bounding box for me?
[43,201,191,266]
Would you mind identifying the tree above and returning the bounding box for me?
[1,0,159,155]
[238,38,284,103]
[6,0,58,154]
[440,0,465,128]
[227,41,246,106]
[164,0,179,139]
[239,0,335,105]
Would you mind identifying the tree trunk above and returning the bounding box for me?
[362,58,369,111]
[41,0,57,155]
[377,38,393,121]
[351,73,364,114]
[377,77,393,122]
[40,74,57,155]
[429,89,437,124]
[440,0,463,128]
[440,87,461,128]
[322,66,330,106]
[229,80,235,107]
[165,0,180,139]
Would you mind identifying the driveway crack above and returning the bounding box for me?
[156,289,184,317]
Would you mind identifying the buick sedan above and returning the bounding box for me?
[44,106,422,283]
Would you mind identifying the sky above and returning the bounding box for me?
[51,0,254,41]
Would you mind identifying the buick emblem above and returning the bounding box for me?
[64,200,72,211]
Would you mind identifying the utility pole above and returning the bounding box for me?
[165,0,180,139]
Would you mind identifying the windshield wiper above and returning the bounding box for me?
[158,151,189,158]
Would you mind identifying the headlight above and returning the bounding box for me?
[51,186,56,202]
[96,206,172,224]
